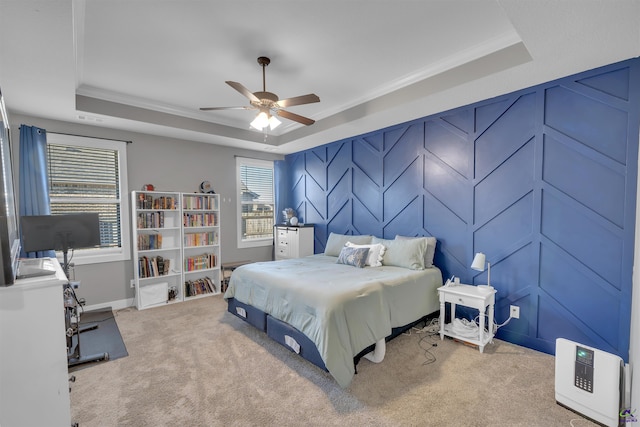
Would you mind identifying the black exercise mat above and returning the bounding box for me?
[68,307,128,371]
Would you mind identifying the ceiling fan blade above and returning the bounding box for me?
[276,93,320,108]
[226,81,260,103]
[200,106,254,111]
[277,109,315,126]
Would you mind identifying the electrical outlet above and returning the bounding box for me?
[510,305,520,319]
[130,279,135,288]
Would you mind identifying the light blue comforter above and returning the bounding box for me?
[224,255,442,387]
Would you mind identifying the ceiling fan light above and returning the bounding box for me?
[269,115,281,130]
[250,111,269,130]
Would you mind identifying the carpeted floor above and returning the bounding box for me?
[69,296,597,426]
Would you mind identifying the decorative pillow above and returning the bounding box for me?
[336,246,370,268]
[395,235,437,268]
[324,232,373,256]
[371,237,427,270]
[345,241,386,267]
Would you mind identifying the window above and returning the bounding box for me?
[236,157,275,248]
[46,133,130,264]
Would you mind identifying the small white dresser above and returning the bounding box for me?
[0,258,71,427]
[274,225,314,260]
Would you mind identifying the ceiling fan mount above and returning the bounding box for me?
[200,56,320,127]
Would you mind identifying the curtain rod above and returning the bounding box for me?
[46,130,132,144]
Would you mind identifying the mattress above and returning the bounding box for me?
[224,254,442,387]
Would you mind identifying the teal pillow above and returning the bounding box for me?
[324,233,373,256]
[371,237,426,270]
[336,246,370,268]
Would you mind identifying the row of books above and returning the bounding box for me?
[184,253,216,271]
[183,212,218,227]
[184,276,217,297]
[137,212,165,229]
[183,195,218,210]
[138,233,162,250]
[184,231,218,247]
[138,255,171,278]
[137,193,177,210]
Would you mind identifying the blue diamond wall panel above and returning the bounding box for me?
[284,58,640,361]
[545,85,628,164]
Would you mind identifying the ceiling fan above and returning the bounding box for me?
[200,56,320,130]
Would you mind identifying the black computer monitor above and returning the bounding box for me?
[21,213,101,253]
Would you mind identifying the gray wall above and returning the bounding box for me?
[9,113,283,307]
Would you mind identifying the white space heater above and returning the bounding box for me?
[555,338,625,427]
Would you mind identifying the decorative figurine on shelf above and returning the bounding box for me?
[199,180,215,194]
[282,207,298,226]
[141,184,155,191]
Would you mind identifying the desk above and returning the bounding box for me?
[437,284,496,353]
[0,258,71,427]
[221,261,251,292]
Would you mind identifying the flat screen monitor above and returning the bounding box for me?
[21,213,101,253]
[0,87,20,286]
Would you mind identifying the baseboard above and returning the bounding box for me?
[83,297,135,313]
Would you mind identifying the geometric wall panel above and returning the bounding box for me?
[424,119,470,177]
[545,85,629,164]
[540,243,620,350]
[475,93,537,180]
[474,140,535,225]
[541,190,624,289]
[285,58,640,361]
[424,154,469,220]
[543,134,626,228]
[473,193,533,260]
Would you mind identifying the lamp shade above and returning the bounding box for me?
[250,111,269,130]
[268,115,281,130]
[471,252,486,271]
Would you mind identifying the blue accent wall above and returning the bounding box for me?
[284,58,640,360]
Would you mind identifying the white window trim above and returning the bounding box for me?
[47,133,130,265]
[236,156,275,249]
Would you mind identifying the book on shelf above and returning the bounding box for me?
[183,212,218,227]
[137,211,165,228]
[137,193,177,210]
[184,230,218,247]
[138,255,171,278]
[184,253,216,271]
[138,233,163,250]
[183,195,217,210]
[184,276,217,297]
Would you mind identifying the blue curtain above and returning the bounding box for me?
[19,125,55,258]
[274,160,289,225]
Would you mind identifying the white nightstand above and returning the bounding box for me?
[437,283,496,353]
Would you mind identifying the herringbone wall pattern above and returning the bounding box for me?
[284,59,640,359]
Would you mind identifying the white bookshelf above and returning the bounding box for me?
[182,193,221,301]
[132,191,183,309]
[131,191,221,310]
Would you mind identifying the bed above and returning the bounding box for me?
[223,233,442,387]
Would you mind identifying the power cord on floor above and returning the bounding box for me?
[408,318,441,365]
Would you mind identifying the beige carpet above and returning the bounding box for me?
[70,296,597,427]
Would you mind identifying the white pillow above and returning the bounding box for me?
[324,233,373,256]
[395,235,437,268]
[371,237,427,270]
[345,241,386,267]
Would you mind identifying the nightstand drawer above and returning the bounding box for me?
[445,295,482,307]
[442,293,481,308]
